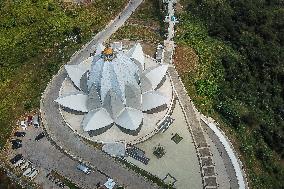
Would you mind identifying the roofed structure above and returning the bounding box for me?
[55,43,169,135]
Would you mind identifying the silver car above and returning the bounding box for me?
[28,169,39,180]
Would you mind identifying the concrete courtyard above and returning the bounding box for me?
[126,98,203,189]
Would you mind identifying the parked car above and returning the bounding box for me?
[104,178,116,189]
[10,154,23,164]
[11,139,22,144]
[20,121,27,130]
[14,132,26,137]
[15,159,25,167]
[12,143,22,149]
[23,167,33,177]
[35,132,45,141]
[77,164,91,174]
[28,169,39,180]
[27,115,33,125]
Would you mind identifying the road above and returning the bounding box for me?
[41,0,160,189]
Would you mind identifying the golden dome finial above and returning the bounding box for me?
[102,43,115,61]
[103,44,113,56]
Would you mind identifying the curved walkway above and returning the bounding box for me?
[200,116,248,189]
[163,0,248,188]
[163,1,217,188]
[41,0,159,188]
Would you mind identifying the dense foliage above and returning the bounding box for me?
[0,0,126,147]
[0,1,126,187]
[0,169,21,189]
[177,0,284,188]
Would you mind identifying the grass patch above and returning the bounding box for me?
[112,25,162,44]
[51,170,81,189]
[175,4,284,188]
[116,158,175,189]
[0,0,127,148]
[81,137,103,150]
[171,133,183,144]
[111,0,165,45]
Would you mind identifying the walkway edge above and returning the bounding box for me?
[201,116,249,189]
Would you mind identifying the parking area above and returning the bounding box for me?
[3,117,109,189]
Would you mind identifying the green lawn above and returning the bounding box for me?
[111,0,164,45]
[0,0,127,148]
[175,3,284,188]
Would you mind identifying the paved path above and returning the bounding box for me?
[166,66,218,188]
[166,0,176,41]
[41,0,159,189]
[201,117,248,189]
[162,1,218,188]
[67,0,143,66]
[163,1,248,188]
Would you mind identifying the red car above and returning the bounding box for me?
[27,115,33,125]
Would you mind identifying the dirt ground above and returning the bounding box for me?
[174,45,199,76]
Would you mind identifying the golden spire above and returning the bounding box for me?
[103,46,113,56]
[102,43,115,61]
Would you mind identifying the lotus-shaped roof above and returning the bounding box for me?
[55,43,169,134]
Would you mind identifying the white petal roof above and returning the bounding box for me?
[65,65,86,89]
[89,52,139,104]
[65,56,93,89]
[87,84,102,111]
[127,43,145,70]
[56,42,171,134]
[143,64,168,91]
[80,71,89,93]
[103,90,125,119]
[140,74,153,93]
[82,108,113,131]
[115,107,143,130]
[88,57,104,90]
[141,91,169,111]
[55,94,88,112]
[125,84,141,110]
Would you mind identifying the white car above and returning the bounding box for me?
[20,121,27,130]
[23,167,33,176]
[28,169,39,180]
[104,178,116,189]
[20,161,31,170]
[77,164,91,175]
[15,159,24,167]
